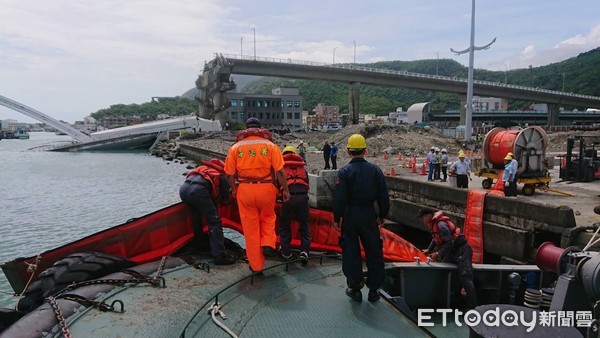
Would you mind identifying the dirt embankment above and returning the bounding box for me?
[159,126,600,228]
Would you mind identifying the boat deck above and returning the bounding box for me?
[60,255,434,337]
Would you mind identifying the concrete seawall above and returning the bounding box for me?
[309,169,578,263]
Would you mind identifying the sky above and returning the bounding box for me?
[1,0,599,123]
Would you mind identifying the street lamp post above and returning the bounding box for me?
[450,0,496,141]
[562,72,566,92]
[436,52,439,76]
[251,27,256,60]
[240,36,243,57]
[333,47,337,64]
[352,40,356,64]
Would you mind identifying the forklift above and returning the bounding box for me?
[559,136,600,182]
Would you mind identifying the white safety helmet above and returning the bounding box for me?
[441,148,447,153]
[430,146,436,150]
[435,147,440,152]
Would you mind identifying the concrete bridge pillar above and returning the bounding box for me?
[348,82,360,125]
[547,103,560,126]
[196,57,235,128]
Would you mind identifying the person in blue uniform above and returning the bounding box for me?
[330,141,339,170]
[502,154,517,197]
[333,134,390,303]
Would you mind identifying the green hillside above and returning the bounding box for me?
[246,47,600,115]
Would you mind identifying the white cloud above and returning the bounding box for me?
[521,45,536,60]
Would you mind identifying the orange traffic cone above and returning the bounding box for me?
[384,153,388,160]
[561,157,566,167]
[420,163,427,175]
[390,167,396,176]
[412,162,417,173]
[398,153,403,161]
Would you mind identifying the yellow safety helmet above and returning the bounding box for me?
[507,152,514,157]
[504,154,513,161]
[458,150,465,157]
[347,134,367,150]
[282,146,297,154]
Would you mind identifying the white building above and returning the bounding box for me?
[472,96,508,112]
[1,119,18,131]
[388,107,408,124]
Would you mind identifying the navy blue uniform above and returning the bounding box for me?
[179,175,228,258]
[333,157,389,291]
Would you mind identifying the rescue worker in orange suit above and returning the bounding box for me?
[418,207,477,308]
[333,134,389,302]
[179,159,236,265]
[279,146,311,264]
[224,117,290,273]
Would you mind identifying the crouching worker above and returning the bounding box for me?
[179,159,236,265]
[279,146,311,264]
[417,208,477,308]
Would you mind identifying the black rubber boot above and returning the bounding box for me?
[368,289,380,302]
[214,253,236,265]
[345,288,362,302]
[262,246,276,258]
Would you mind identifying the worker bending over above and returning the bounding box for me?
[418,207,477,308]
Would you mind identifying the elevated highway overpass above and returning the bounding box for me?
[198,54,600,126]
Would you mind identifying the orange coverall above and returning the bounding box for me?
[224,135,287,272]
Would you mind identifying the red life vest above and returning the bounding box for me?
[428,211,461,246]
[201,158,225,173]
[235,128,273,142]
[283,153,309,188]
[186,165,222,200]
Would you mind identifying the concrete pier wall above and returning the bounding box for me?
[308,170,576,263]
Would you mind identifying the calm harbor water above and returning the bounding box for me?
[0,132,192,308]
